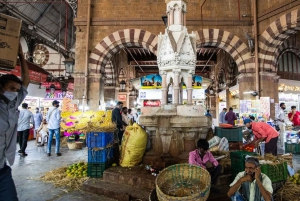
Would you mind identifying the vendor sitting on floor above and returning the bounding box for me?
[227,157,273,201]
[36,119,48,147]
[244,119,279,156]
[189,139,222,193]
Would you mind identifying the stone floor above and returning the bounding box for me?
[11,140,116,201]
[10,139,287,201]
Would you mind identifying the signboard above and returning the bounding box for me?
[143,100,161,107]
[41,82,61,89]
[140,74,162,89]
[0,65,48,83]
[45,90,73,99]
[182,89,205,99]
[139,89,162,100]
[118,94,127,102]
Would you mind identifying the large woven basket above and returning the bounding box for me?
[155,164,211,201]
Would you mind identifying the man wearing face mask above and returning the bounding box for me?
[46,100,62,156]
[0,44,30,201]
[244,119,279,156]
[227,157,273,201]
[276,102,286,149]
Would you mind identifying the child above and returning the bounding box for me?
[37,119,48,146]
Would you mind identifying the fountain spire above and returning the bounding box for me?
[158,0,196,105]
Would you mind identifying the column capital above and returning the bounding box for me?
[159,70,167,75]
[188,70,195,75]
[173,69,181,74]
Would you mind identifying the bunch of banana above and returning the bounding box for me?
[75,122,88,130]
[83,110,94,118]
[79,117,90,124]
[72,111,83,118]
[65,117,77,123]
[61,111,72,118]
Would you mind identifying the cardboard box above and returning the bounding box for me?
[0,14,22,71]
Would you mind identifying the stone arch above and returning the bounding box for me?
[259,9,300,72]
[89,29,158,74]
[274,38,300,67]
[195,29,253,73]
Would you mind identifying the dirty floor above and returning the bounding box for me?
[11,140,115,201]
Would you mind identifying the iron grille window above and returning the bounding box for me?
[278,52,300,73]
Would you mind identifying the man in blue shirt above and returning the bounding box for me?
[46,100,61,156]
[219,108,227,124]
[17,103,34,157]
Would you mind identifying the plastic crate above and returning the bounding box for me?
[88,147,114,163]
[215,127,243,142]
[86,132,114,148]
[87,161,112,178]
[230,151,258,180]
[261,162,288,183]
[285,143,300,154]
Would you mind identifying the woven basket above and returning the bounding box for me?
[67,142,83,149]
[155,164,211,201]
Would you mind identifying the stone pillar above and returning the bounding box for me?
[173,70,181,104]
[113,87,118,101]
[160,70,167,105]
[187,70,193,105]
[238,73,256,100]
[88,74,101,111]
[226,88,231,107]
[259,72,279,119]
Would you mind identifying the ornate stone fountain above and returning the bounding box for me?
[139,0,211,165]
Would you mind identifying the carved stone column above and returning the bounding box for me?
[160,70,168,105]
[173,69,181,104]
[187,70,194,105]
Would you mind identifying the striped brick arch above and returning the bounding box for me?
[89,29,158,74]
[274,38,300,67]
[259,9,300,72]
[195,29,253,73]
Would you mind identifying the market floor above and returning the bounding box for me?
[11,140,116,201]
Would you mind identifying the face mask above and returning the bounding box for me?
[3,91,18,101]
[282,107,286,110]
[137,112,141,115]
[56,105,59,108]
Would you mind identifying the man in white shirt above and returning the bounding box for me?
[17,103,34,157]
[276,102,286,148]
[227,157,273,201]
[46,100,61,156]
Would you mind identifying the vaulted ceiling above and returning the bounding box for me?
[0,0,75,56]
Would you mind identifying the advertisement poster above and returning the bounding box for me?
[45,90,73,99]
[260,97,270,117]
[140,74,162,89]
[143,100,161,107]
[182,75,203,89]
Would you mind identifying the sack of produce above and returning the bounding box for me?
[120,123,147,167]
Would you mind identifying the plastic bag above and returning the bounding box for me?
[120,123,147,167]
[208,136,221,148]
[218,137,229,151]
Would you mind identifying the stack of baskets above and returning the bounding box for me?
[86,132,114,178]
[155,164,211,201]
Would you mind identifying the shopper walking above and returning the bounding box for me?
[0,44,30,201]
[46,100,62,156]
[276,102,286,148]
[112,101,127,144]
[17,103,34,157]
[33,107,43,138]
[244,119,279,156]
